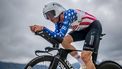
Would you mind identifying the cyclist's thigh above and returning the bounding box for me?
[68,30,87,42]
[83,20,102,51]
[83,28,101,51]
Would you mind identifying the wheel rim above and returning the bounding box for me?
[98,61,122,69]
[27,60,66,69]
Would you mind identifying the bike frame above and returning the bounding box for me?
[35,47,81,69]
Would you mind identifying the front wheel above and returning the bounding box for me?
[98,61,122,69]
[24,55,70,69]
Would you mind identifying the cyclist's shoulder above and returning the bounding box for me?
[63,9,77,20]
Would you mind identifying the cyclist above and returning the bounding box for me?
[30,2,102,69]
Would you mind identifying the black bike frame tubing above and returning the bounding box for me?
[48,48,72,69]
[92,33,101,64]
[48,56,60,69]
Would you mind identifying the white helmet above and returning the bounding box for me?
[43,2,66,19]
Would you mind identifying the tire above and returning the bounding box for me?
[98,61,122,69]
[24,55,70,69]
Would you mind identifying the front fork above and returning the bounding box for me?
[49,56,60,69]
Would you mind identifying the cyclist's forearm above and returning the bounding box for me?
[43,27,64,38]
[43,27,63,43]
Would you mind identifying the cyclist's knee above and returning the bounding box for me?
[81,51,92,63]
[62,35,73,46]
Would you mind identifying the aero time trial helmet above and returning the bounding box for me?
[43,2,66,19]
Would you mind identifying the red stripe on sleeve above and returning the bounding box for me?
[79,22,91,25]
[82,17,96,20]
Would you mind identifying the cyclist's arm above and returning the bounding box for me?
[43,20,70,38]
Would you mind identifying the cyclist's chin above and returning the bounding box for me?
[51,17,59,23]
[51,20,58,23]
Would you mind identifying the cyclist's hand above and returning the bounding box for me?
[30,25,44,33]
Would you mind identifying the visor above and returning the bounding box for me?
[45,10,56,19]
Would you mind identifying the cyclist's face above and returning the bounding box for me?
[48,16,59,23]
[46,12,64,23]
